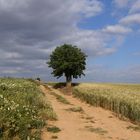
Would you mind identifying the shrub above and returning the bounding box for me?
[0,78,56,139]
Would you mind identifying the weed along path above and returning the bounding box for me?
[40,85,140,140]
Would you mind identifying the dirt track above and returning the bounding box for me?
[40,85,140,140]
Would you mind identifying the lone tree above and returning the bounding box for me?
[47,44,87,90]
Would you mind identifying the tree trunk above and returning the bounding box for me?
[66,75,72,95]
[66,76,72,88]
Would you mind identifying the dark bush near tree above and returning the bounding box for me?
[36,77,41,81]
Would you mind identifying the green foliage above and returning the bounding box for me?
[66,107,84,113]
[126,125,140,131]
[47,44,87,80]
[85,126,108,135]
[47,126,61,133]
[36,77,41,81]
[0,78,56,139]
[73,83,140,124]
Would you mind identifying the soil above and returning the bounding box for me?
[40,85,140,140]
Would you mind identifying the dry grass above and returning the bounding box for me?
[50,91,71,105]
[73,83,140,124]
[66,107,84,113]
[85,126,108,135]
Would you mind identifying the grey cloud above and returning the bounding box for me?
[113,0,137,10]
[120,13,140,25]
[113,0,130,8]
[0,60,23,67]
[83,64,140,83]
[102,25,132,34]
[129,0,140,14]
[0,0,122,80]
[58,30,117,57]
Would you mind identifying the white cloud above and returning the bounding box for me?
[114,0,140,14]
[59,30,117,57]
[113,0,130,8]
[102,25,132,34]
[84,64,140,83]
[114,0,140,25]
[81,0,103,17]
[129,0,140,13]
[120,13,140,25]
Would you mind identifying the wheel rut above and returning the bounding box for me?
[40,85,140,140]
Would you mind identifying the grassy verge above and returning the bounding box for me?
[73,83,140,124]
[0,78,56,140]
[50,91,70,105]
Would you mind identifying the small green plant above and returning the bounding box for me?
[66,107,84,113]
[0,83,8,90]
[36,77,41,81]
[85,116,94,120]
[127,126,140,131]
[51,92,70,104]
[85,126,108,135]
[47,126,61,133]
[52,135,58,139]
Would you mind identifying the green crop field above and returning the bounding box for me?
[0,78,56,140]
[73,83,140,124]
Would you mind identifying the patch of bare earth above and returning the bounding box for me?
[40,85,140,140]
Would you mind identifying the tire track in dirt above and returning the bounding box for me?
[40,85,140,140]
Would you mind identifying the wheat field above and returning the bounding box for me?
[73,83,140,124]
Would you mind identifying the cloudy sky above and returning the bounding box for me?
[0,0,140,83]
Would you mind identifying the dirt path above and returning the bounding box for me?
[40,85,140,140]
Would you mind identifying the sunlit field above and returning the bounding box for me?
[73,83,140,124]
[0,78,56,140]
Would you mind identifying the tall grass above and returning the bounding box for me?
[73,83,140,124]
[0,78,56,140]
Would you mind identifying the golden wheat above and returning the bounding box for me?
[73,83,140,124]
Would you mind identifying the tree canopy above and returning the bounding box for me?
[47,44,87,89]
